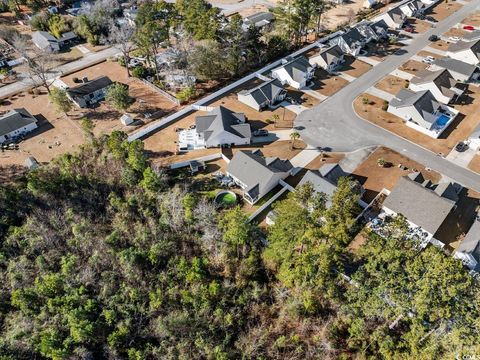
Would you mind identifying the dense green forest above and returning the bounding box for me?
[0,131,479,359]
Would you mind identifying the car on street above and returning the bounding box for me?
[425,16,437,23]
[253,129,269,137]
[428,34,439,41]
[422,56,435,64]
[463,25,475,31]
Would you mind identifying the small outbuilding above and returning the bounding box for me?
[120,114,134,126]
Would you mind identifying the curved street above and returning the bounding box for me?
[295,0,480,192]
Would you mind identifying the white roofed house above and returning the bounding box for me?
[375,7,407,29]
[226,150,293,204]
[447,40,480,66]
[178,106,251,150]
[309,45,345,73]
[454,218,480,272]
[409,69,467,104]
[387,88,459,138]
[399,0,426,17]
[242,12,275,32]
[0,108,38,144]
[32,31,77,52]
[271,56,315,89]
[237,78,287,111]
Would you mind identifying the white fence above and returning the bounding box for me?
[127,35,344,142]
[168,153,223,169]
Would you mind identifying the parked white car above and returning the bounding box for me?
[448,36,460,43]
[422,56,435,64]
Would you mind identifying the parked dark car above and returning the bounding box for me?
[426,16,437,22]
[455,142,469,152]
[428,34,439,41]
[253,129,269,137]
[404,26,414,33]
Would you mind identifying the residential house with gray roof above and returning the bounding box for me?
[382,175,459,242]
[271,56,315,89]
[329,27,366,56]
[179,106,251,150]
[298,170,339,208]
[227,150,292,204]
[430,57,480,82]
[0,108,38,143]
[447,39,480,65]
[309,45,345,73]
[32,30,77,52]
[237,78,287,111]
[375,6,407,29]
[67,76,113,108]
[388,88,459,138]
[454,218,480,272]
[242,12,275,32]
[409,69,466,104]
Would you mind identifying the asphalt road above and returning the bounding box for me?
[295,0,480,192]
[0,46,121,99]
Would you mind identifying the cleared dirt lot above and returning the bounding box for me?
[443,27,467,38]
[374,75,406,95]
[341,57,372,78]
[354,87,480,155]
[462,10,480,27]
[417,50,441,59]
[408,19,433,34]
[469,154,480,173]
[310,68,350,97]
[399,59,429,75]
[428,39,451,51]
[351,147,441,202]
[426,1,463,22]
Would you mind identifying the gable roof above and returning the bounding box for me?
[32,31,58,49]
[457,219,480,269]
[448,39,480,58]
[385,6,406,25]
[238,78,285,106]
[0,108,37,137]
[315,45,344,66]
[298,170,337,207]
[383,176,456,234]
[342,27,364,47]
[390,89,440,124]
[67,76,113,97]
[243,11,274,28]
[411,69,463,99]
[319,163,347,183]
[432,57,478,77]
[227,150,292,199]
[275,56,313,83]
[196,106,251,142]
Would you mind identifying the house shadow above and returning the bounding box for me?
[144,149,174,159]
[81,109,121,121]
[248,119,269,130]
[25,113,54,139]
[438,113,465,139]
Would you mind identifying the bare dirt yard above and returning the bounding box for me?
[443,27,467,38]
[365,41,405,62]
[417,50,441,59]
[427,39,451,51]
[407,18,433,34]
[310,68,350,97]
[341,57,372,78]
[462,11,480,27]
[426,1,463,22]
[374,75,406,95]
[351,146,441,202]
[468,154,480,173]
[354,87,480,155]
[399,59,429,75]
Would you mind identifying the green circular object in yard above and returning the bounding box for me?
[215,191,237,206]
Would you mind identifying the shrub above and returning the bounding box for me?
[118,56,126,67]
[176,86,197,104]
[131,66,146,79]
[403,80,410,88]
[382,100,389,111]
[362,97,370,105]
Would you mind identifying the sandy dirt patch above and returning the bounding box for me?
[426,1,463,22]
[341,57,372,78]
[399,59,429,75]
[375,75,406,95]
[468,154,480,174]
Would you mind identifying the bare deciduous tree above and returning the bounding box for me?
[107,22,135,77]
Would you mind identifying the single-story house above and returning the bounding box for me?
[382,174,459,244]
[430,57,480,82]
[67,76,113,108]
[227,150,293,204]
[309,45,345,73]
[447,39,480,65]
[409,69,466,104]
[237,78,287,111]
[178,106,251,150]
[32,30,77,52]
[330,27,366,56]
[242,12,275,32]
[388,88,459,138]
[454,217,480,272]
[271,56,315,89]
[0,108,38,143]
[375,7,407,29]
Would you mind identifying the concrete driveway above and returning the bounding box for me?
[295,0,480,193]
